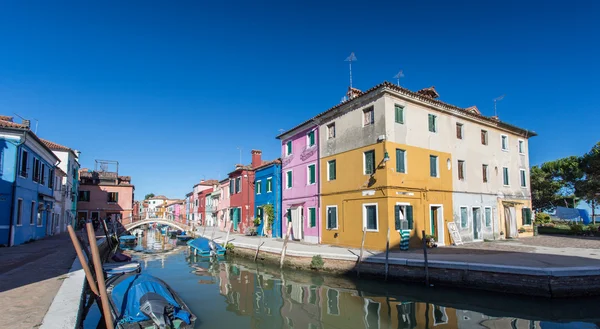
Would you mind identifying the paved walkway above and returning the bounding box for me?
[0,234,76,328]
[199,227,600,269]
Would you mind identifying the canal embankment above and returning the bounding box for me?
[199,227,600,298]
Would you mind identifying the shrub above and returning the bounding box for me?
[263,204,275,229]
[535,213,551,224]
[253,217,261,226]
[225,243,235,252]
[310,255,324,270]
[569,222,584,235]
[518,227,526,233]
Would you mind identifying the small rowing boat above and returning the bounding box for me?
[187,237,226,257]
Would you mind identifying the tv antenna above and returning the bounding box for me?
[493,95,505,117]
[345,52,357,90]
[394,70,404,86]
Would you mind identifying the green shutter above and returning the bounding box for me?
[286,171,292,188]
[461,207,468,228]
[365,151,375,174]
[485,208,491,227]
[522,208,532,225]
[329,160,336,180]
[115,192,118,202]
[310,208,316,227]
[309,165,315,184]
[287,141,292,154]
[396,149,405,173]
[430,156,437,177]
[395,105,404,124]
[229,180,234,194]
[309,131,315,146]
[428,114,433,131]
[394,205,401,230]
[406,205,413,229]
[328,207,337,229]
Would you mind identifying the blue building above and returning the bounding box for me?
[0,116,60,246]
[254,159,282,238]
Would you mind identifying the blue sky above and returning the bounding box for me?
[0,1,597,200]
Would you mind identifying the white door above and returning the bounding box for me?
[431,205,445,246]
[291,207,303,240]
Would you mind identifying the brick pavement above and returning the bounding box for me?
[0,234,76,328]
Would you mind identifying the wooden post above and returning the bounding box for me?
[254,214,268,261]
[357,227,367,277]
[67,225,99,296]
[101,219,112,251]
[279,221,293,268]
[86,222,114,329]
[385,227,390,281]
[224,219,232,247]
[422,230,429,286]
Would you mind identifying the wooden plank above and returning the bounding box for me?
[280,221,293,268]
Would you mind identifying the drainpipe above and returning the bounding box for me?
[7,131,28,246]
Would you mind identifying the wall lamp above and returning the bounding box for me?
[383,151,390,162]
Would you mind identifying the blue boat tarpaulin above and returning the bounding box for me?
[111,274,191,324]
[188,237,225,253]
[555,207,582,221]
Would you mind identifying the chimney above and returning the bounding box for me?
[22,119,31,128]
[251,149,262,168]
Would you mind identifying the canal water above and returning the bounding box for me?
[84,229,600,329]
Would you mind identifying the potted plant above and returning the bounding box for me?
[253,217,261,226]
[263,204,275,237]
[425,234,437,248]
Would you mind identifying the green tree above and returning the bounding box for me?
[530,165,562,212]
[144,193,155,200]
[576,142,600,224]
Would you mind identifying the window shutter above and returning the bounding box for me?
[365,151,374,174]
[310,166,315,183]
[430,156,437,177]
[396,149,405,173]
[310,208,316,227]
[394,205,401,230]
[406,206,413,229]
[115,193,118,202]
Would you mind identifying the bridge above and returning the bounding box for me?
[124,218,193,232]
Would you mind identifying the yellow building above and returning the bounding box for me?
[313,83,535,250]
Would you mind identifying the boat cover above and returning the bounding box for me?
[111,274,192,325]
[119,235,137,241]
[188,237,226,253]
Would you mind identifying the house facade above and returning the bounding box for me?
[194,180,218,226]
[41,138,80,229]
[50,168,67,235]
[217,179,230,231]
[254,160,282,237]
[77,166,135,222]
[206,190,219,227]
[306,83,535,250]
[0,117,61,246]
[277,125,320,243]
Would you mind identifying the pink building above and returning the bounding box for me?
[217,178,230,231]
[77,169,135,223]
[277,124,320,243]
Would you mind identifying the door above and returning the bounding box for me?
[233,208,240,231]
[504,206,518,238]
[430,205,445,245]
[472,208,482,240]
[291,207,303,240]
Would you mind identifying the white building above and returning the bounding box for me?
[49,168,67,234]
[41,139,80,229]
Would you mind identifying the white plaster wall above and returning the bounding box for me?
[318,95,387,157]
[452,192,500,243]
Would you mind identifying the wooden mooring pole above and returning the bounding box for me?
[254,216,267,261]
[385,227,390,281]
[67,225,99,296]
[422,230,430,286]
[279,221,293,268]
[357,227,367,277]
[86,222,114,329]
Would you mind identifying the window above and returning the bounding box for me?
[503,167,509,186]
[394,204,413,230]
[308,207,316,228]
[285,141,292,156]
[428,114,437,132]
[327,160,336,181]
[229,179,234,195]
[363,204,378,231]
[30,201,35,225]
[460,207,468,228]
[485,207,492,227]
[16,199,23,226]
[256,180,262,194]
[364,150,375,175]
[326,206,337,229]
[456,123,463,139]
[307,130,315,147]
[78,191,90,202]
[37,206,42,226]
[458,160,465,180]
[364,299,381,329]
[520,169,527,187]
[327,288,340,315]
[266,178,272,193]
[429,155,438,177]
[363,107,374,126]
[327,123,336,139]
[482,164,488,183]
[20,150,28,177]
[396,149,406,173]
[41,163,46,185]
[501,135,508,151]
[307,164,316,185]
[522,208,532,225]
[481,130,488,145]
[235,177,241,193]
[48,169,54,188]
[33,158,40,182]
[286,170,292,189]
[394,105,404,124]
[518,139,525,154]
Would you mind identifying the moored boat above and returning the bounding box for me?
[187,237,226,257]
[106,273,196,329]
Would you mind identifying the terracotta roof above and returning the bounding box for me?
[276,81,536,139]
[0,115,14,121]
[197,179,219,186]
[254,158,282,171]
[416,86,440,99]
[152,195,168,200]
[40,139,73,152]
[0,118,29,129]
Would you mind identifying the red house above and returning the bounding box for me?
[195,180,218,226]
[228,150,266,234]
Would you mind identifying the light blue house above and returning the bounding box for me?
[254,159,282,238]
[0,116,60,246]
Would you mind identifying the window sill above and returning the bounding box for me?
[365,229,379,233]
[326,227,338,230]
[307,182,316,186]
[519,152,525,155]
[266,191,272,193]
[503,185,511,187]
[501,149,509,152]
